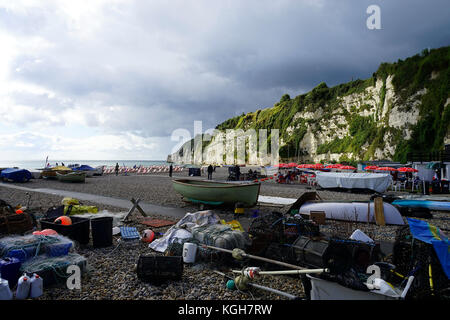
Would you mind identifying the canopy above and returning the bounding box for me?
[0,168,32,182]
[73,165,95,171]
[316,172,393,193]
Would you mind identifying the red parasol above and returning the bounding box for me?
[287,162,298,168]
[326,164,342,169]
[340,165,356,170]
[377,167,397,171]
[397,167,418,173]
[365,165,378,170]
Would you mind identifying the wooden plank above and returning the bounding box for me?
[374,197,385,226]
[123,198,143,222]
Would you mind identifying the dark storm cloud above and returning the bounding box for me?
[3,0,449,139]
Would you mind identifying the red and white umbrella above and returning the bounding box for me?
[340,165,356,170]
[377,167,397,171]
[287,162,298,168]
[365,165,378,170]
[312,163,324,169]
[397,167,418,173]
[326,164,342,169]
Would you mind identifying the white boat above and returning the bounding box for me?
[298,201,405,225]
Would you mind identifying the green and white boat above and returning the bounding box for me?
[172,179,261,206]
[56,171,86,183]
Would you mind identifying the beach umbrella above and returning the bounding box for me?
[296,164,306,168]
[340,165,356,170]
[325,164,341,169]
[397,167,418,173]
[377,167,397,171]
[312,163,324,169]
[364,165,378,170]
[287,162,298,168]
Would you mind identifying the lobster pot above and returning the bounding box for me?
[136,255,183,283]
[292,237,353,274]
[191,224,250,250]
[0,213,34,236]
[292,237,381,274]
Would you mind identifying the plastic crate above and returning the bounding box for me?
[136,255,183,283]
[40,217,90,245]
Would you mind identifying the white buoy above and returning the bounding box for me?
[0,275,12,300]
[182,243,197,264]
[15,274,31,299]
[29,274,43,298]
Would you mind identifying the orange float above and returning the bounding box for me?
[142,229,155,243]
[54,216,72,226]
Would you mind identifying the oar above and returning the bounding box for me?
[201,244,307,270]
[231,267,328,278]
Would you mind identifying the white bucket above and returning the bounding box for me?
[182,243,197,264]
[0,277,12,300]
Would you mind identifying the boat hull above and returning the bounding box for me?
[56,172,86,183]
[172,179,260,206]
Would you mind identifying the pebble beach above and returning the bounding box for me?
[0,167,448,301]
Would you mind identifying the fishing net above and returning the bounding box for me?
[20,253,87,287]
[393,225,450,299]
[0,234,74,262]
[191,224,250,250]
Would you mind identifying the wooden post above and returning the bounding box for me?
[123,198,147,222]
[374,197,385,226]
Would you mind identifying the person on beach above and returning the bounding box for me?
[115,163,119,176]
[207,164,213,180]
[235,165,240,181]
[169,164,173,177]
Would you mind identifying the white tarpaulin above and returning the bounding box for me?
[316,172,392,193]
[148,210,220,252]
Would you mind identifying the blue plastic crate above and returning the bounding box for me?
[120,227,140,241]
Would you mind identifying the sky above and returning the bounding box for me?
[0,0,449,161]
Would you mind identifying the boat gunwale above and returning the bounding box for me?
[172,179,260,189]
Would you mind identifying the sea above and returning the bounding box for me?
[0,160,169,171]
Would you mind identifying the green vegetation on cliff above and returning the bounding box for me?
[214,46,450,163]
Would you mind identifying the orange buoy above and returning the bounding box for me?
[54,216,72,226]
[33,229,58,236]
[142,229,155,243]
